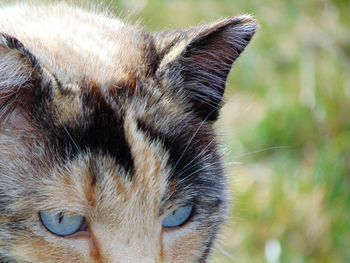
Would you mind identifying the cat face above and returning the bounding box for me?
[0,4,256,263]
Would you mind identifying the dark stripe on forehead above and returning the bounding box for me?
[37,83,134,175]
[136,118,226,203]
[135,118,225,193]
[136,119,202,180]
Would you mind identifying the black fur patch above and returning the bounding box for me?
[136,118,202,181]
[33,83,135,175]
[136,118,224,200]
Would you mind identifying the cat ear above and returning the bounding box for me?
[155,16,257,121]
[0,34,42,127]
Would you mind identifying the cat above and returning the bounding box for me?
[0,2,257,263]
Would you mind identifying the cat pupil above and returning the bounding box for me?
[58,212,64,224]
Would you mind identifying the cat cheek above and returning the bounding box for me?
[162,229,204,262]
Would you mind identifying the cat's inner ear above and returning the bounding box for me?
[155,16,257,121]
[0,34,43,129]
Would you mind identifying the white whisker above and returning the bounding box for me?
[232,146,290,159]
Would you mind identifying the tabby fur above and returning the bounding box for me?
[0,2,257,262]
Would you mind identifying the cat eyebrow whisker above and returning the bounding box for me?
[173,112,211,171]
[62,125,80,152]
[177,137,216,177]
[177,154,228,186]
[177,162,214,185]
[174,108,213,172]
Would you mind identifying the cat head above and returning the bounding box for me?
[0,6,256,263]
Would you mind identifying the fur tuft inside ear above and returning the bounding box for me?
[155,15,257,121]
[0,34,41,125]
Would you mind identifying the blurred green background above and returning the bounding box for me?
[107,0,350,262]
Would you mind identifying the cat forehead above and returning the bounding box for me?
[20,93,223,215]
[0,3,157,86]
[39,84,217,181]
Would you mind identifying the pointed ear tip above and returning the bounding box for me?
[228,15,259,33]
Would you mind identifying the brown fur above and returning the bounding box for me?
[0,2,257,263]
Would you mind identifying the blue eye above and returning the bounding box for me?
[162,205,194,228]
[39,211,85,237]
